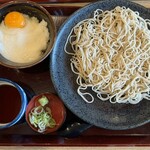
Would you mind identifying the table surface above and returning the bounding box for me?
[1,147,150,150]
[1,0,150,147]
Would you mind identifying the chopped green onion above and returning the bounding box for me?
[29,99,56,133]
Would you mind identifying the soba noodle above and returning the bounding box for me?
[64,6,150,104]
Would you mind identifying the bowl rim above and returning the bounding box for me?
[0,0,56,69]
[0,78,27,129]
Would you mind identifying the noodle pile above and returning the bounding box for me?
[65,6,150,104]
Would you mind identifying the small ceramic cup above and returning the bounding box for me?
[0,78,27,129]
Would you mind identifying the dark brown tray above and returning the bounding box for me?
[1,1,150,146]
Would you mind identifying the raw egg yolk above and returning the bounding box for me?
[4,11,25,28]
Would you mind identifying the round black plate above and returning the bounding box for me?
[50,0,150,130]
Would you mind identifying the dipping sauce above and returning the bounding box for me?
[0,85,21,123]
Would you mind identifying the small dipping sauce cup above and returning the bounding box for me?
[0,78,27,129]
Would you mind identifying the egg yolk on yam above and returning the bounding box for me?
[0,13,49,63]
[4,11,25,28]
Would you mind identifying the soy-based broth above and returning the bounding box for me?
[0,85,21,123]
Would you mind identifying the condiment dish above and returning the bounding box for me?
[25,93,66,134]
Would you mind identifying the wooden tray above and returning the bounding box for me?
[1,0,150,146]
